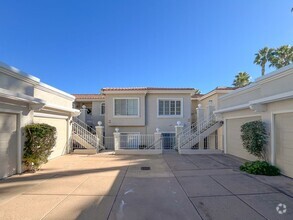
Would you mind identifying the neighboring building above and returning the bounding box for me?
[0,62,78,179]
[215,64,293,178]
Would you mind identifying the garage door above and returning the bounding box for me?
[275,112,293,178]
[226,116,261,161]
[0,113,17,179]
[33,116,68,160]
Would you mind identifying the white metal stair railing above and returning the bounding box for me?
[179,114,219,149]
[72,121,99,151]
[73,117,96,134]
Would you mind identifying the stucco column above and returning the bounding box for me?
[175,121,184,150]
[114,128,121,151]
[95,121,104,150]
[79,105,87,123]
[154,128,162,151]
[196,104,204,123]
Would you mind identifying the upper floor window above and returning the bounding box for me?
[100,102,105,115]
[158,99,182,117]
[114,98,139,116]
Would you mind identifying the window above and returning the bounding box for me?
[114,98,139,116]
[100,102,105,115]
[158,99,182,116]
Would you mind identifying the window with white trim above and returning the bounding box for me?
[114,98,139,116]
[158,99,182,116]
[100,102,105,115]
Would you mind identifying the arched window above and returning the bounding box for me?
[100,102,105,115]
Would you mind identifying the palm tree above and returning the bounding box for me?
[269,45,293,69]
[232,72,250,87]
[254,47,274,76]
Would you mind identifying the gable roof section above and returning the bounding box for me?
[198,86,237,101]
[101,87,196,95]
[73,94,105,100]
[102,87,195,91]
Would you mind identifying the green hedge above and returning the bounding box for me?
[23,123,56,171]
[240,161,280,176]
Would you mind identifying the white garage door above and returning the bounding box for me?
[0,113,17,179]
[226,116,261,161]
[33,116,68,160]
[275,112,293,178]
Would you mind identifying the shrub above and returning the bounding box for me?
[23,123,57,171]
[241,120,267,160]
[240,161,280,176]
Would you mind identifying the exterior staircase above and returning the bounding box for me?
[178,114,223,154]
[71,117,104,154]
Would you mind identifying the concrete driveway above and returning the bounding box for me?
[0,152,292,220]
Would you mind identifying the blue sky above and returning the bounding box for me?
[0,0,292,94]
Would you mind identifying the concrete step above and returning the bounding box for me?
[72,148,97,155]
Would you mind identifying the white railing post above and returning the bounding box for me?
[79,105,87,123]
[114,128,121,151]
[175,121,184,150]
[207,101,215,119]
[154,128,162,152]
[95,121,104,149]
[197,104,205,123]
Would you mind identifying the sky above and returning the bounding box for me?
[0,0,292,94]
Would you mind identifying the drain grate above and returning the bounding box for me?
[141,166,151,170]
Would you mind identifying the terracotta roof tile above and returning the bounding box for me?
[73,94,105,100]
[102,87,195,91]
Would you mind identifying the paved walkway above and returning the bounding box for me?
[0,152,292,220]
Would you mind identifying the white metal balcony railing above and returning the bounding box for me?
[119,134,162,150]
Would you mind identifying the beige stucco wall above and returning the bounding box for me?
[219,66,293,110]
[261,68,293,97]
[146,93,191,134]
[34,87,73,108]
[104,92,192,136]
[105,94,146,128]
[225,115,261,161]
[200,93,219,110]
[274,112,293,178]
[0,72,35,96]
[92,101,105,126]
[219,88,261,109]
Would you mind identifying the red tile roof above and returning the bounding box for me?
[102,87,195,91]
[73,94,105,100]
